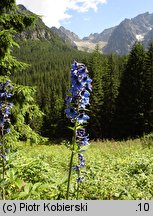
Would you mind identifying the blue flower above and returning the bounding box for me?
[1,154,5,159]
[76,128,86,138]
[0,80,13,135]
[73,165,80,171]
[77,177,83,183]
[65,96,72,106]
[78,153,84,159]
[80,160,85,168]
[0,93,5,98]
[71,61,78,70]
[79,96,90,109]
[8,84,12,89]
[6,80,10,85]
[78,153,85,168]
[0,120,5,126]
[80,136,89,146]
[65,107,77,119]
[65,61,92,185]
[0,83,5,90]
[6,92,12,98]
[77,113,89,124]
[69,85,82,97]
[9,102,13,108]
[6,128,10,133]
[81,89,90,97]
[86,77,92,91]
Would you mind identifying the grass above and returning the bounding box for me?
[3,139,153,200]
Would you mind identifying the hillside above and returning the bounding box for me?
[16,4,75,50]
[12,5,90,139]
[12,5,153,141]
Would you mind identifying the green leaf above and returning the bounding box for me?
[18,192,28,199]
[76,125,84,130]
[24,183,32,194]
[32,182,42,191]
[15,179,24,189]
[67,126,75,131]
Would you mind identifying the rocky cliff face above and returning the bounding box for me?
[83,27,115,43]
[16,5,67,44]
[103,12,153,55]
[51,26,80,48]
[143,28,153,47]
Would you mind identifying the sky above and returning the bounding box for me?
[16,0,153,38]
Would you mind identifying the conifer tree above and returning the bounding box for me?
[0,0,45,144]
[116,42,146,138]
[89,45,104,139]
[143,40,153,133]
[102,54,120,138]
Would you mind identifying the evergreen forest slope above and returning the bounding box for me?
[12,5,153,141]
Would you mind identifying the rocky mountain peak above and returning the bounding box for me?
[17,4,27,11]
[16,5,65,42]
[51,26,80,48]
[103,12,153,55]
[59,26,80,42]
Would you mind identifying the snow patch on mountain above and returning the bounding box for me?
[136,34,144,41]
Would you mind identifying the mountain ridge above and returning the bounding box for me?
[53,12,153,55]
[17,5,153,55]
[103,12,153,55]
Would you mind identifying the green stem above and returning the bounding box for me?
[2,155,5,200]
[76,153,80,200]
[76,180,80,200]
[66,121,77,200]
[1,126,5,200]
[66,149,74,200]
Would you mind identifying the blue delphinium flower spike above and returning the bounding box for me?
[65,61,92,186]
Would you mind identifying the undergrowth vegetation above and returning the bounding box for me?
[4,139,153,200]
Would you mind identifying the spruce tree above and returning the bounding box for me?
[143,40,153,133]
[116,42,146,138]
[0,0,45,144]
[102,54,120,138]
[89,46,104,139]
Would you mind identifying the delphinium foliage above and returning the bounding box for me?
[0,79,13,200]
[65,61,92,199]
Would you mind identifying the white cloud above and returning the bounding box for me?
[16,0,107,27]
[69,0,107,12]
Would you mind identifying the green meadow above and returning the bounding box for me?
[5,139,153,200]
